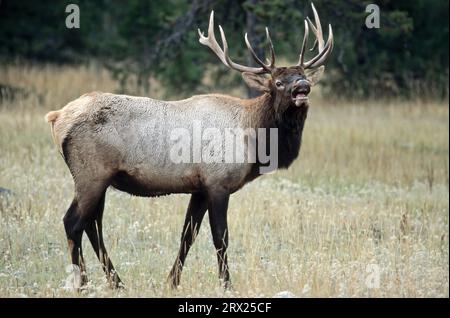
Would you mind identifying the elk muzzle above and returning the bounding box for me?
[291,79,310,106]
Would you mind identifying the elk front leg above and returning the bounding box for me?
[169,192,208,288]
[208,192,231,288]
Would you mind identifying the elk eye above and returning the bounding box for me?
[275,81,283,88]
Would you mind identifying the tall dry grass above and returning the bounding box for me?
[0,64,448,297]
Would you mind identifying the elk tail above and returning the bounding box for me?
[45,110,62,156]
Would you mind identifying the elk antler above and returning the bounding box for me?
[297,3,334,69]
[198,11,275,74]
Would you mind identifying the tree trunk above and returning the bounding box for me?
[245,1,265,98]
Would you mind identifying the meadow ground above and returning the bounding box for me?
[0,64,448,297]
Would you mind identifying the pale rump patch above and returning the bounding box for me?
[45,93,100,155]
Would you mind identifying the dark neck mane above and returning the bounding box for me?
[247,93,308,170]
[275,103,308,168]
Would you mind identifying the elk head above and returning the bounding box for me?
[198,3,333,109]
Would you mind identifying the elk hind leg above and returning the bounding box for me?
[63,180,108,290]
[84,191,123,288]
[63,199,88,289]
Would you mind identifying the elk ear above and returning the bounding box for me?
[305,66,325,86]
[242,72,270,92]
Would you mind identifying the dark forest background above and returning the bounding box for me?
[0,0,448,99]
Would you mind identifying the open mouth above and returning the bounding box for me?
[291,89,309,106]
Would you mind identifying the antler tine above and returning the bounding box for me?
[309,3,324,51]
[265,27,276,68]
[219,26,234,69]
[301,3,333,69]
[244,33,272,72]
[220,26,267,74]
[306,17,317,52]
[198,11,228,66]
[198,10,270,74]
[304,24,333,68]
[297,20,309,67]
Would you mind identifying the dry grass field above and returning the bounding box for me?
[0,64,448,297]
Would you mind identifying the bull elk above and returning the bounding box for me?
[45,3,333,289]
